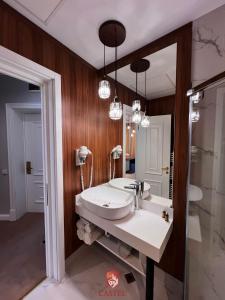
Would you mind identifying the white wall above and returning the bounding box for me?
[0,75,41,214]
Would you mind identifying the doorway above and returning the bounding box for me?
[0,75,46,299]
[24,113,44,213]
[123,104,172,198]
[136,114,172,198]
[6,103,44,219]
[0,45,65,295]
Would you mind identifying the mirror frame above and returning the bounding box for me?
[98,23,192,281]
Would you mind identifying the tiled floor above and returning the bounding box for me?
[24,244,183,300]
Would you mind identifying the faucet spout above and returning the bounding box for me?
[124,181,144,210]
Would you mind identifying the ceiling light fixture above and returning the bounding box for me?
[99,20,126,120]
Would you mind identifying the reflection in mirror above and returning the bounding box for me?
[118,44,177,205]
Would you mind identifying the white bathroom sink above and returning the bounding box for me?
[108,177,151,199]
[80,185,133,220]
[188,184,203,202]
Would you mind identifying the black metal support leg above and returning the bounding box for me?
[146,257,154,300]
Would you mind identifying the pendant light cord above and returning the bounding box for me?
[145,71,147,99]
[114,24,118,99]
[114,46,118,98]
[144,71,147,113]
[103,45,106,78]
[135,72,138,99]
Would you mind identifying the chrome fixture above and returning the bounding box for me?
[124,180,144,210]
[186,89,194,97]
[98,45,111,99]
[190,91,204,104]
[98,20,126,120]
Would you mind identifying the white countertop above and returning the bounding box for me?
[75,192,173,263]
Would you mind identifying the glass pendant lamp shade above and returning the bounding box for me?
[98,79,111,99]
[109,97,123,120]
[141,115,150,127]
[132,110,142,124]
[132,100,141,111]
[191,108,200,123]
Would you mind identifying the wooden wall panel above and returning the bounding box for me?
[0,2,144,256]
[147,95,175,116]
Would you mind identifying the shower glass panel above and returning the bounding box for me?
[186,82,225,299]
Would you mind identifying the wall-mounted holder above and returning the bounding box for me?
[75,146,92,166]
[75,149,85,166]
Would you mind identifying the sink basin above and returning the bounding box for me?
[80,185,133,220]
[188,184,203,202]
[108,177,151,199]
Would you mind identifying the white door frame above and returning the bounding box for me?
[123,104,132,177]
[0,45,65,282]
[6,103,42,219]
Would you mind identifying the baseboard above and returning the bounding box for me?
[0,214,10,221]
[9,208,16,221]
[0,209,16,221]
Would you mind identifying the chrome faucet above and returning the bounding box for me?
[124,180,144,210]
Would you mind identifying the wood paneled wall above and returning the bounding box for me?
[147,95,175,116]
[0,2,145,257]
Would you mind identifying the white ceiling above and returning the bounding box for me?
[109,44,177,100]
[3,0,225,68]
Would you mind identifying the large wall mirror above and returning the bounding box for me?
[109,44,177,205]
[102,23,192,280]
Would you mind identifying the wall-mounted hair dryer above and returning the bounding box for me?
[111,145,123,159]
[75,146,93,191]
[109,145,122,180]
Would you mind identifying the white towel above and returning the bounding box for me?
[84,223,96,233]
[77,228,85,241]
[76,219,85,230]
[83,229,103,245]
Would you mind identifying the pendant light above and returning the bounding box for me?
[130,59,150,124]
[132,110,142,124]
[98,45,111,99]
[141,112,150,127]
[131,64,141,124]
[109,45,123,120]
[132,73,141,112]
[141,70,150,128]
[99,20,126,120]
[191,107,200,122]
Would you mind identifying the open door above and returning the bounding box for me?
[136,115,171,197]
